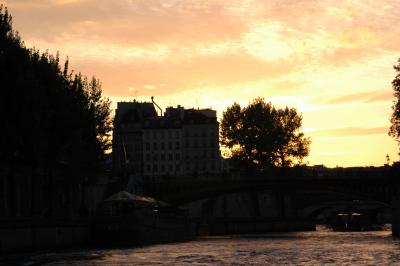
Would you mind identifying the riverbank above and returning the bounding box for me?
[0,217,316,254]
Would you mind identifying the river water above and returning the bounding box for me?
[5,227,400,265]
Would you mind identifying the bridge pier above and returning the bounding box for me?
[392,199,400,237]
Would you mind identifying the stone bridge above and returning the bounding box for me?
[143,166,400,235]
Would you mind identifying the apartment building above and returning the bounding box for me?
[113,100,221,177]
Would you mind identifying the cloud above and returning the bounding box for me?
[310,127,387,138]
[8,0,246,46]
[72,53,299,98]
[49,0,83,4]
[325,91,393,105]
[6,0,398,103]
[365,91,394,103]
[7,0,400,67]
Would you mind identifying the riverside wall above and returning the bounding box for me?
[0,220,91,253]
[197,217,315,236]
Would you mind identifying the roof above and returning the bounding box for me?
[103,191,169,207]
[115,101,157,125]
[183,109,218,124]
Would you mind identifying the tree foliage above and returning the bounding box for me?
[0,5,112,173]
[220,98,310,168]
[389,58,400,150]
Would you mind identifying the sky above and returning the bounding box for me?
[3,0,400,167]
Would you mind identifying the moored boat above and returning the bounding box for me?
[93,191,196,245]
[327,212,384,231]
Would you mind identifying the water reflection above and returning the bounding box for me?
[3,226,400,265]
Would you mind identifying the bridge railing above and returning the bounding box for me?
[143,166,394,188]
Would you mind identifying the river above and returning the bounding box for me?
[4,226,400,265]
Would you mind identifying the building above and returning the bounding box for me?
[112,99,221,178]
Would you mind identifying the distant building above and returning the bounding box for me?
[112,100,221,178]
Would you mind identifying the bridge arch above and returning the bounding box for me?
[163,182,392,207]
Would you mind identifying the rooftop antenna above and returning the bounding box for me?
[122,138,128,164]
[151,96,163,116]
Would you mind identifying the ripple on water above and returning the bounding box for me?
[3,229,400,265]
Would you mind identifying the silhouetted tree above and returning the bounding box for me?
[0,5,112,217]
[389,58,400,153]
[0,5,111,170]
[220,98,310,169]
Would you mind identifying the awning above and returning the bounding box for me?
[103,191,169,207]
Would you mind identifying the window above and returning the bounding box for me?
[146,164,151,172]
[168,142,173,149]
[168,153,173,161]
[176,153,180,160]
[146,154,150,161]
[175,141,180,149]
[161,142,165,150]
[211,160,216,170]
[153,142,158,150]
[161,154,166,161]
[145,142,150,151]
[135,143,140,151]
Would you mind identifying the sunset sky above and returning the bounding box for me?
[3,0,400,167]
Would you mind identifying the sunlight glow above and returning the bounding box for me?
[6,0,400,167]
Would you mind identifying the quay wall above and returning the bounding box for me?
[197,217,315,236]
[0,220,91,253]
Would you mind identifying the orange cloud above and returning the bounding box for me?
[73,54,298,98]
[326,91,393,104]
[3,0,400,167]
[310,127,388,138]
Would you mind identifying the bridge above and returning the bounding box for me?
[142,166,400,236]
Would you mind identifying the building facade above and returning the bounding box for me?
[113,100,221,178]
